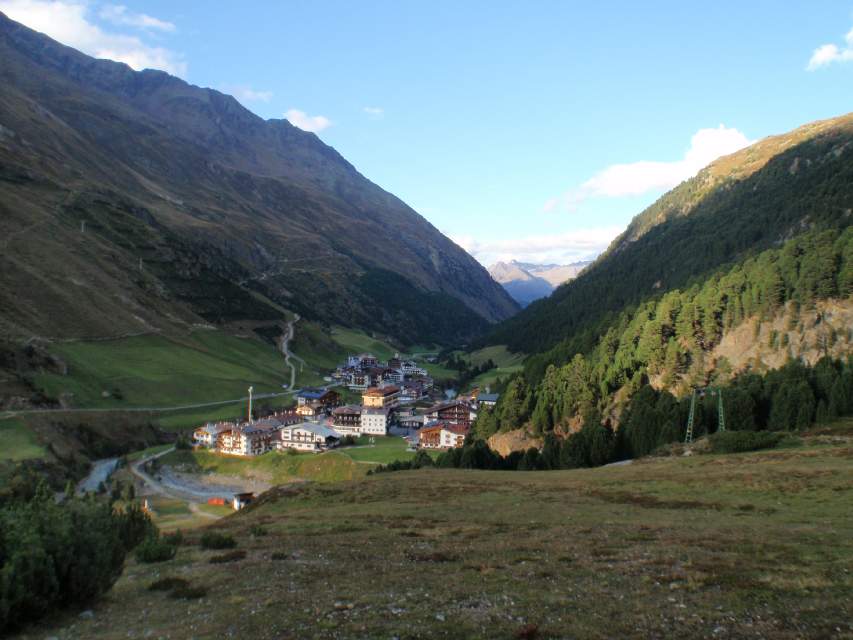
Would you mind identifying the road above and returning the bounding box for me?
[0,390,294,420]
[278,313,304,390]
[77,457,120,494]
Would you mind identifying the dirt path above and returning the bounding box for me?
[278,313,303,389]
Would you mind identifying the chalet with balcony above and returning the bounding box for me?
[363,385,400,409]
[331,405,363,436]
[424,400,477,428]
[418,422,468,449]
[277,423,341,452]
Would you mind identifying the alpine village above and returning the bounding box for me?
[1,5,853,640]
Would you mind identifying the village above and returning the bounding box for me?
[191,352,500,459]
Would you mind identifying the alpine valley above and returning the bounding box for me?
[1,7,853,640]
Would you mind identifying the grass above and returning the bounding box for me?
[36,436,853,639]
[464,344,525,391]
[329,326,398,361]
[33,331,289,409]
[337,436,421,464]
[153,394,295,432]
[0,418,45,461]
[161,448,369,484]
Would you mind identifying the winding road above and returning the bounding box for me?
[279,313,304,390]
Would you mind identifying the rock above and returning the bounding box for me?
[435,613,446,622]
[79,610,94,620]
[333,601,353,611]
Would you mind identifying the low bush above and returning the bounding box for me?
[0,486,155,633]
[169,584,208,600]
[271,551,289,561]
[135,534,177,563]
[249,524,267,537]
[163,529,184,546]
[200,531,236,550]
[209,550,246,564]
[708,431,785,454]
[147,577,189,592]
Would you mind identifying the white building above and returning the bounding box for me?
[360,408,389,436]
[277,423,342,452]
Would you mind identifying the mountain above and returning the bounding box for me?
[521,261,590,287]
[486,112,853,357]
[474,112,853,448]
[488,260,591,306]
[0,12,518,347]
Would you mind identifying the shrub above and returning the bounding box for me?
[200,531,237,550]
[249,524,267,537]
[271,551,289,560]
[163,529,184,546]
[708,431,785,454]
[135,534,177,563]
[209,550,246,564]
[169,584,208,599]
[148,577,190,592]
[0,485,149,633]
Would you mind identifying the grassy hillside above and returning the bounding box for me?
[26,434,853,639]
[162,448,368,484]
[32,331,289,408]
[464,345,525,390]
[0,418,44,461]
[0,13,518,348]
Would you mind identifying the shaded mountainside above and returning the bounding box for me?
[0,12,517,346]
[486,112,853,355]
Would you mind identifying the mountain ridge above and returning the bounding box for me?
[0,11,518,346]
[488,259,591,306]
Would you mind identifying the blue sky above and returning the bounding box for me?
[4,1,853,266]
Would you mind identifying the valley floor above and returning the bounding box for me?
[14,434,853,640]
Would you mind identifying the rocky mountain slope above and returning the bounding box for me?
[0,12,518,346]
[488,260,590,306]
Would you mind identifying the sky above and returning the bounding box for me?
[2,1,853,266]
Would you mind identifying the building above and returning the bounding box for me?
[476,393,500,408]
[363,385,400,409]
[192,421,232,447]
[424,400,477,428]
[233,492,254,510]
[347,353,379,369]
[360,407,390,436]
[277,423,342,452]
[296,387,341,409]
[217,422,277,457]
[331,405,363,436]
[296,403,324,420]
[399,380,427,404]
[418,422,468,449]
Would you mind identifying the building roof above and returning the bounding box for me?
[419,422,468,436]
[477,393,500,403]
[282,422,342,439]
[364,385,400,397]
[332,404,362,415]
[427,400,473,413]
[297,387,336,400]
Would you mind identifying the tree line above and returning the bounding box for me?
[477,228,852,439]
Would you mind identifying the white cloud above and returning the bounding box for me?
[452,225,624,266]
[226,86,273,103]
[99,4,174,32]
[363,106,384,117]
[0,0,186,76]
[807,24,853,70]
[285,108,332,133]
[548,125,751,212]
